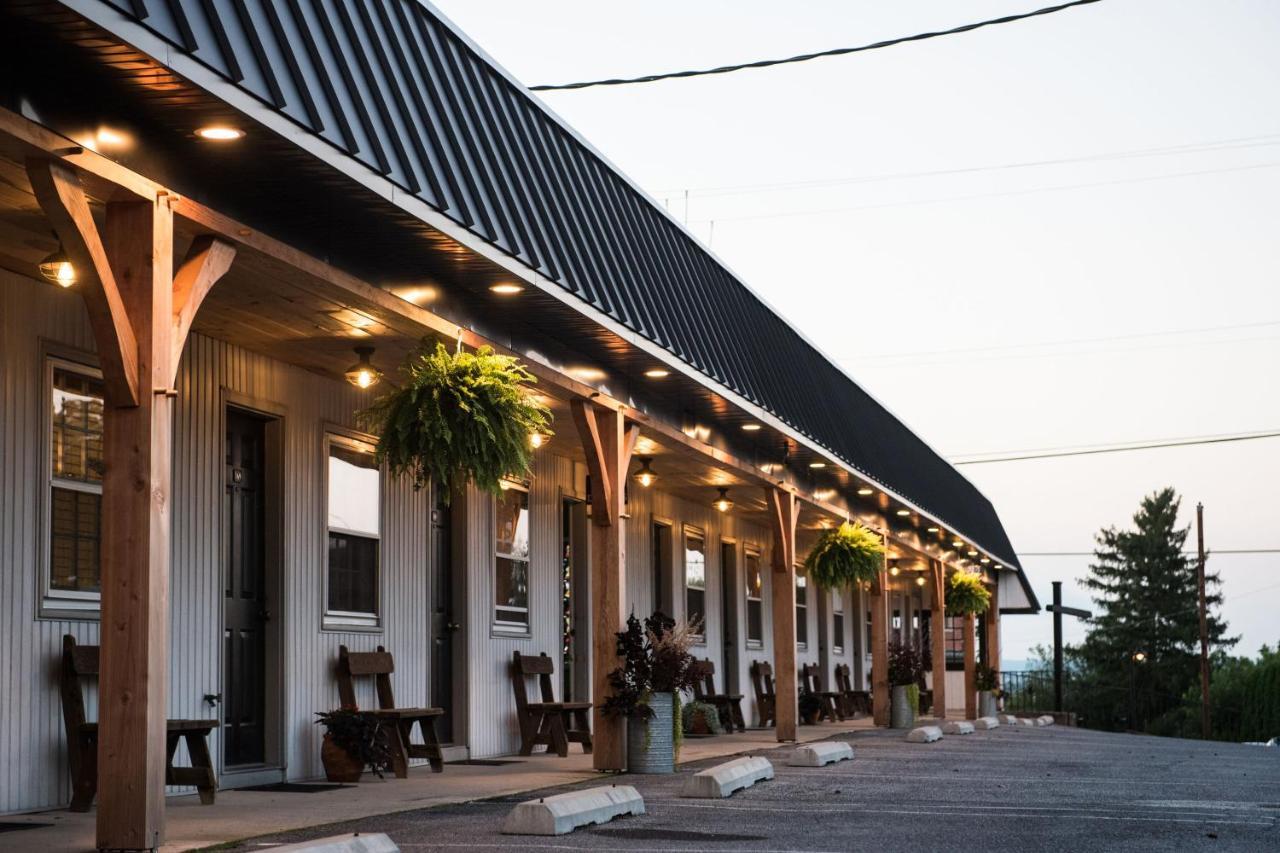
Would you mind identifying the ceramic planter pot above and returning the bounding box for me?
[890,684,916,729]
[979,690,998,718]
[320,733,364,783]
[627,692,675,774]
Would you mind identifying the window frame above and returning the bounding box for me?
[322,429,383,632]
[744,548,764,649]
[832,590,845,655]
[41,352,105,619]
[795,569,808,650]
[493,480,532,636]
[683,526,707,644]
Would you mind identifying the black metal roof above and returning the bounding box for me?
[77,0,1023,571]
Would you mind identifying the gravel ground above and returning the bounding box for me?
[219,724,1280,852]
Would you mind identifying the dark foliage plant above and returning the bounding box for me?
[602,612,700,720]
[803,521,884,589]
[314,707,393,778]
[946,570,992,616]
[360,341,551,500]
[887,640,924,687]
[975,663,1001,694]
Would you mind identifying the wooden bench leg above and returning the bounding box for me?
[418,717,444,773]
[731,700,746,733]
[518,713,538,756]
[70,732,96,812]
[574,708,593,753]
[547,713,569,757]
[385,720,410,779]
[185,731,217,805]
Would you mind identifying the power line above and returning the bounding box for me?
[655,134,1280,200]
[1021,549,1280,556]
[951,429,1280,465]
[530,0,1107,91]
[686,161,1280,225]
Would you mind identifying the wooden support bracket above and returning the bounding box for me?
[171,235,235,381]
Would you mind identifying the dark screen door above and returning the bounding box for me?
[224,409,267,766]
[430,485,454,742]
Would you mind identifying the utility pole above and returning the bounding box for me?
[1046,581,1091,714]
[1196,502,1211,739]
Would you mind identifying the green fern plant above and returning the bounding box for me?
[946,570,992,615]
[802,521,885,589]
[360,340,551,499]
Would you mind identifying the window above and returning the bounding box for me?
[652,522,672,615]
[684,531,706,639]
[832,592,845,655]
[945,615,965,669]
[795,573,808,648]
[745,550,763,647]
[866,610,873,656]
[326,435,380,627]
[892,607,902,643]
[494,483,530,633]
[46,359,104,610]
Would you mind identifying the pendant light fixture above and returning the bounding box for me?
[633,457,657,488]
[39,243,76,287]
[344,346,382,389]
[713,487,733,513]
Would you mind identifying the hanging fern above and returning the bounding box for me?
[945,570,992,615]
[360,340,551,500]
[802,521,885,589]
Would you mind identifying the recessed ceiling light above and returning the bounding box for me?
[568,366,606,381]
[644,368,670,378]
[490,283,524,295]
[953,539,964,547]
[857,487,874,496]
[967,549,978,557]
[741,423,762,431]
[95,127,130,147]
[195,125,244,140]
[808,461,826,469]
[927,527,939,533]
[980,557,990,564]
[896,509,910,517]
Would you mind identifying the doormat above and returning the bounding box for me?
[446,759,523,766]
[0,822,55,833]
[238,783,350,793]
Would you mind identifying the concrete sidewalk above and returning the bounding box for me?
[3,718,875,852]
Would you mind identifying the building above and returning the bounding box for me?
[0,1,1038,848]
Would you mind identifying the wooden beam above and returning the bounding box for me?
[963,613,977,720]
[985,581,1001,693]
[171,235,236,381]
[870,566,890,726]
[96,197,174,849]
[765,488,798,742]
[25,158,139,406]
[930,561,948,720]
[571,400,634,771]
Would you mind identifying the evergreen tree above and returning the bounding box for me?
[1074,488,1234,730]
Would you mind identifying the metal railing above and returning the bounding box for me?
[1000,670,1058,714]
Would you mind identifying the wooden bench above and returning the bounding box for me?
[510,651,592,757]
[801,663,845,722]
[690,659,746,733]
[60,634,217,812]
[834,663,870,718]
[749,660,776,728]
[337,645,444,777]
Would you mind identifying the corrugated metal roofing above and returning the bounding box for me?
[80,0,1022,569]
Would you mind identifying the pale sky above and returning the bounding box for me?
[432,0,1280,664]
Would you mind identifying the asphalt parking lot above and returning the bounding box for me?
[225,724,1280,852]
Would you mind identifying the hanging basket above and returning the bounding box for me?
[945,570,992,615]
[802,521,884,589]
[360,340,551,499]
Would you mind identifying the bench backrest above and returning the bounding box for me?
[749,659,774,702]
[800,663,824,693]
[337,645,398,711]
[511,651,558,716]
[834,663,853,694]
[61,634,99,734]
[689,658,717,700]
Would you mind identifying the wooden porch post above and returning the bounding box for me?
[963,613,977,720]
[765,488,798,742]
[870,566,890,726]
[930,561,947,720]
[985,580,1001,692]
[571,400,638,771]
[28,160,234,850]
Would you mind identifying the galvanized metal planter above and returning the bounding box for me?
[890,685,916,729]
[627,692,675,774]
[979,690,999,718]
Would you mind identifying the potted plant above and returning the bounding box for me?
[945,570,992,616]
[314,708,393,783]
[975,664,1002,717]
[803,521,885,589]
[682,700,725,736]
[360,340,552,498]
[888,641,924,729]
[799,689,823,725]
[602,612,700,774]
